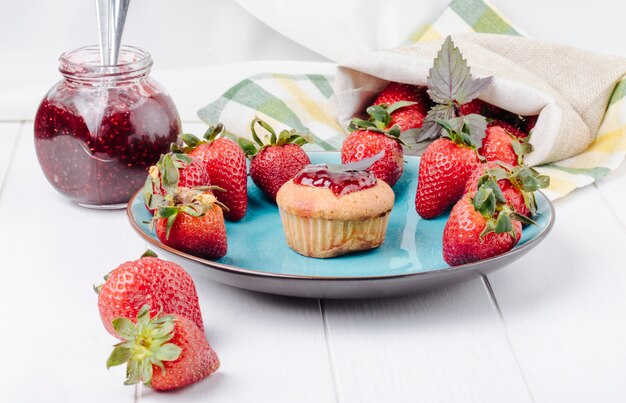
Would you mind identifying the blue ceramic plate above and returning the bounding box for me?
[127,152,555,299]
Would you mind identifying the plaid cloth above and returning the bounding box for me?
[198,0,626,200]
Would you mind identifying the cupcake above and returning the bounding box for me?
[276,162,395,258]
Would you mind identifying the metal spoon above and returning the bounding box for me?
[95,0,130,66]
[110,0,130,65]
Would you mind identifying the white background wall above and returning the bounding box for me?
[0,0,624,120]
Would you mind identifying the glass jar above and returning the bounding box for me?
[34,45,181,209]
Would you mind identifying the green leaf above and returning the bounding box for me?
[386,101,417,115]
[141,360,154,386]
[107,346,131,368]
[181,133,202,148]
[426,36,493,105]
[153,343,182,361]
[276,129,291,146]
[348,118,376,132]
[136,305,151,328]
[204,123,224,142]
[472,186,496,218]
[366,105,391,128]
[537,174,550,189]
[480,218,497,240]
[112,317,136,340]
[160,155,180,192]
[458,113,487,146]
[141,249,158,258]
[238,138,258,158]
[250,117,275,146]
[416,104,455,141]
[494,213,513,234]
[152,321,175,339]
[125,359,141,385]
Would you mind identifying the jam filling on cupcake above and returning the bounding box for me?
[294,164,377,196]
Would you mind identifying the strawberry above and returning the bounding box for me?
[154,187,228,260]
[415,120,482,219]
[143,152,210,213]
[176,124,248,221]
[106,305,219,391]
[465,162,550,218]
[342,104,409,186]
[443,193,523,266]
[96,250,204,337]
[522,115,538,134]
[458,99,503,118]
[479,121,532,166]
[238,118,311,201]
[373,82,430,131]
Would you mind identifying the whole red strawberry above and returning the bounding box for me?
[373,82,430,131]
[443,193,522,266]
[154,187,228,259]
[465,162,550,218]
[143,152,210,213]
[96,250,204,337]
[106,305,219,391]
[415,120,482,219]
[479,121,532,166]
[177,124,248,221]
[239,118,311,201]
[342,104,409,186]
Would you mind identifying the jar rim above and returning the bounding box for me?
[59,45,153,81]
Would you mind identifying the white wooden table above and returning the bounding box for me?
[1,106,625,401]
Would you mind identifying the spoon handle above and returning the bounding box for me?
[95,0,113,65]
[110,0,130,65]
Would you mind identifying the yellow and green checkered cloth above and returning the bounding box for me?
[198,0,626,200]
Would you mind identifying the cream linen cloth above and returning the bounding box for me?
[332,33,626,166]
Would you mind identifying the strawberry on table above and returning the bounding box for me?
[238,118,311,201]
[96,250,204,337]
[142,152,210,213]
[154,187,228,260]
[373,82,430,131]
[415,119,483,219]
[479,121,532,166]
[106,305,219,391]
[342,103,411,187]
[176,124,248,221]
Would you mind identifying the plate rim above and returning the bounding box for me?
[126,153,556,283]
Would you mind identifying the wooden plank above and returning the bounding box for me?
[139,286,335,403]
[0,122,336,402]
[0,122,22,192]
[487,185,626,402]
[0,122,141,402]
[323,280,533,403]
[595,161,626,228]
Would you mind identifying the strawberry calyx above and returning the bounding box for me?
[175,124,228,154]
[238,117,312,159]
[142,153,196,210]
[151,187,228,239]
[435,118,485,158]
[471,182,532,240]
[106,305,182,387]
[472,162,549,219]
[348,101,416,146]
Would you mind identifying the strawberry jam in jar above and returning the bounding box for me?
[34,46,180,208]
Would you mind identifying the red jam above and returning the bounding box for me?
[34,46,180,208]
[293,164,377,196]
